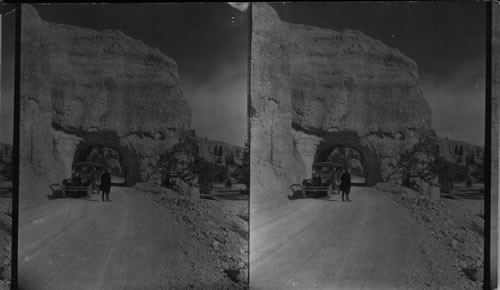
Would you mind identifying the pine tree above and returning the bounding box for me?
[469,152,476,165]
[227,152,235,165]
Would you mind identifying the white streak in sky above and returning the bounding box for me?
[227,3,249,12]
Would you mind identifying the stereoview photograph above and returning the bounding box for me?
[250,2,486,289]
[18,3,249,289]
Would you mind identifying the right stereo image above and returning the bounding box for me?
[249,2,493,289]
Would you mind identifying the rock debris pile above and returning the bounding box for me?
[142,184,248,288]
[377,182,484,288]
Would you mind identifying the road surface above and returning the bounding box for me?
[18,187,166,289]
[250,186,420,289]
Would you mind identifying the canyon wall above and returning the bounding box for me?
[20,5,190,203]
[197,138,245,165]
[251,3,432,209]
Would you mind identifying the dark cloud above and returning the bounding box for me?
[183,58,247,146]
[422,60,485,146]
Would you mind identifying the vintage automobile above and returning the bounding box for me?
[300,162,343,197]
[61,162,103,198]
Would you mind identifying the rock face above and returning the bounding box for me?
[251,3,432,209]
[0,144,12,182]
[20,5,190,202]
[435,137,484,165]
[196,138,245,165]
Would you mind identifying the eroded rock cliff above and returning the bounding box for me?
[196,138,245,165]
[20,5,191,203]
[251,3,432,209]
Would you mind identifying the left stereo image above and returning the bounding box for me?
[16,3,249,289]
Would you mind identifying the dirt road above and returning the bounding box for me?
[18,187,167,289]
[250,186,427,289]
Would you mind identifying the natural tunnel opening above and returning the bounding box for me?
[312,132,380,186]
[324,146,366,185]
[83,146,125,185]
[72,133,140,186]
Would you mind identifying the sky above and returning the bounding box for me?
[272,2,486,146]
[0,3,249,146]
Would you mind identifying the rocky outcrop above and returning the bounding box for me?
[251,3,432,209]
[435,137,484,165]
[196,138,245,165]
[0,144,12,182]
[20,5,190,202]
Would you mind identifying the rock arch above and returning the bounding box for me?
[72,132,140,186]
[313,131,380,186]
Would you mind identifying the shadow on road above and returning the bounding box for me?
[288,184,343,201]
[212,192,249,201]
[441,190,484,201]
[453,191,484,200]
[111,183,127,187]
[47,184,100,202]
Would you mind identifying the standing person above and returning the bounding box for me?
[328,167,339,198]
[100,168,112,202]
[340,167,352,202]
[333,167,343,195]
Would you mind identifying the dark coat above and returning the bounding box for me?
[340,172,351,192]
[100,172,112,190]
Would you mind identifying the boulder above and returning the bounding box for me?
[20,5,191,203]
[251,3,432,209]
[224,267,248,284]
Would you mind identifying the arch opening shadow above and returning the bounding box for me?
[323,146,366,185]
[313,132,380,186]
[83,146,125,186]
[73,132,139,186]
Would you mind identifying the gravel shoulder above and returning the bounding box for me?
[150,185,249,288]
[380,182,484,289]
